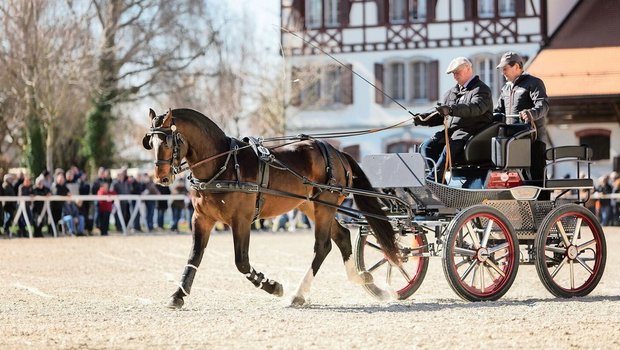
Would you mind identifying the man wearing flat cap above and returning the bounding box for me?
[415,56,493,182]
[494,51,549,182]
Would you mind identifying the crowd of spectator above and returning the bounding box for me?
[591,171,620,227]
[0,166,195,238]
[1,166,314,239]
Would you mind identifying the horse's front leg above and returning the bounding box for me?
[168,215,214,309]
[231,218,283,297]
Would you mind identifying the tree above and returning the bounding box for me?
[83,0,217,171]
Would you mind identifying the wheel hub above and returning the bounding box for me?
[476,248,490,262]
[566,245,578,260]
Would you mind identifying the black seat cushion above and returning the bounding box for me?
[462,123,504,164]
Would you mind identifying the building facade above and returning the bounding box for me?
[280,0,597,174]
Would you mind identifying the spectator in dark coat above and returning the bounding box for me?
[156,184,170,230]
[2,174,17,235]
[17,177,34,237]
[50,172,70,229]
[32,176,52,237]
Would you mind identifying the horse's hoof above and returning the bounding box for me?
[273,283,284,297]
[359,271,374,284]
[167,296,184,309]
[290,295,306,307]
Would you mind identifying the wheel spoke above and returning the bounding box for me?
[570,260,575,289]
[386,263,393,286]
[551,256,568,278]
[397,265,412,282]
[488,242,509,254]
[460,260,477,281]
[575,256,594,275]
[471,263,480,287]
[480,264,485,292]
[577,239,597,253]
[484,259,506,278]
[555,221,571,247]
[570,218,582,245]
[480,219,494,248]
[465,222,481,249]
[545,245,567,254]
[367,258,387,272]
[456,258,471,268]
[366,241,383,252]
[454,247,476,257]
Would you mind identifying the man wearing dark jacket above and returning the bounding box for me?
[416,56,493,182]
[494,51,549,182]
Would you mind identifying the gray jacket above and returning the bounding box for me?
[495,73,549,143]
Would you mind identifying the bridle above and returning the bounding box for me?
[143,122,185,178]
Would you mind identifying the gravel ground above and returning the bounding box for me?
[1,227,619,349]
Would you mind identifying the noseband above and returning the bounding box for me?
[143,123,185,175]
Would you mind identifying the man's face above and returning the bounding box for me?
[502,64,522,82]
[451,64,473,86]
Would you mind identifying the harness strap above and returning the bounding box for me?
[245,137,272,223]
[315,140,337,186]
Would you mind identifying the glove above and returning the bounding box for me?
[436,105,452,117]
[493,112,505,122]
[413,112,429,126]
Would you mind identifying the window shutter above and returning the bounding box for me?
[291,66,301,107]
[464,0,475,20]
[340,0,351,27]
[428,60,439,102]
[341,64,353,105]
[374,63,384,104]
[426,0,437,21]
[375,0,388,25]
[292,0,306,28]
[516,0,526,16]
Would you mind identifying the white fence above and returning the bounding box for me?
[1,194,186,239]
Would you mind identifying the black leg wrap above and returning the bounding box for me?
[179,265,198,296]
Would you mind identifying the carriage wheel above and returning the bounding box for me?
[534,204,606,298]
[355,226,429,300]
[442,205,519,302]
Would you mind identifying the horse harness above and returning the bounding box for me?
[180,135,346,223]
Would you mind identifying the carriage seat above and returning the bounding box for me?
[454,122,533,169]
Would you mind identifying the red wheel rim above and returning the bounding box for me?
[542,211,604,293]
[450,213,516,297]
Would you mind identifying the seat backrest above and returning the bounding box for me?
[545,145,592,161]
[463,123,504,163]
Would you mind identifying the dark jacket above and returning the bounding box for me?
[417,75,493,141]
[495,73,549,142]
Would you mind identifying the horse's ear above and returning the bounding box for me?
[162,109,173,127]
[149,108,156,121]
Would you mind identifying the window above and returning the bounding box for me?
[410,61,428,100]
[306,0,340,28]
[306,0,322,29]
[390,0,407,23]
[577,130,611,161]
[323,66,342,104]
[410,0,427,22]
[499,0,516,16]
[478,0,494,18]
[472,55,502,98]
[324,0,339,27]
[295,64,351,108]
[389,62,406,100]
[387,141,419,153]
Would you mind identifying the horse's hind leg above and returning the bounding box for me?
[330,219,374,285]
[291,206,334,306]
[168,216,214,309]
[231,219,283,297]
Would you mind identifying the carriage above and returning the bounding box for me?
[143,108,606,308]
[353,119,606,301]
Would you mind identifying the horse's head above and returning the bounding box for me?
[142,108,187,186]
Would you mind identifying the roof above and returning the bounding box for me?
[527,47,620,98]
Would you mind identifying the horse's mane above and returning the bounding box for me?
[158,108,227,140]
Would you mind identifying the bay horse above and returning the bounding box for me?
[142,108,398,308]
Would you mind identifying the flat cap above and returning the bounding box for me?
[497,51,524,68]
[445,57,472,74]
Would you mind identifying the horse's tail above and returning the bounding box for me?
[342,152,399,264]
